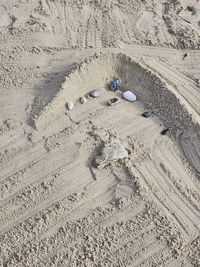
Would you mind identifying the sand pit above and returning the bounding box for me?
[0,1,200,266]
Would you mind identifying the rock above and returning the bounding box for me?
[182,53,188,60]
[90,90,102,98]
[143,111,151,118]
[110,79,121,90]
[108,97,120,106]
[161,129,169,135]
[94,138,128,169]
[123,91,137,102]
[67,100,74,110]
[80,96,87,104]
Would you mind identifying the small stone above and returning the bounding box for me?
[80,96,87,104]
[182,53,188,60]
[110,79,121,90]
[143,111,151,118]
[108,98,120,106]
[123,91,137,102]
[90,90,102,98]
[67,100,74,111]
[161,129,169,135]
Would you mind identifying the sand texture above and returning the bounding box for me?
[0,0,200,266]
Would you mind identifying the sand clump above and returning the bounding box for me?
[94,138,128,169]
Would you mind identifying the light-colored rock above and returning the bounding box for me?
[67,100,74,110]
[90,89,102,98]
[95,138,128,169]
[123,91,137,102]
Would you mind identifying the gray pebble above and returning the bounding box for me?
[90,90,102,98]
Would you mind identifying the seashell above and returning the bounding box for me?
[108,98,120,106]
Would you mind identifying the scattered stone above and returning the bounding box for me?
[90,89,102,98]
[67,100,74,111]
[123,91,137,102]
[80,96,88,104]
[110,79,121,90]
[182,53,188,60]
[143,111,151,118]
[161,128,169,135]
[108,97,120,106]
[94,138,129,169]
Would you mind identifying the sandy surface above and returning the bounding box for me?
[0,0,200,266]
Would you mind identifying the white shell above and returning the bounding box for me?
[123,91,137,102]
[67,100,74,110]
[90,90,102,98]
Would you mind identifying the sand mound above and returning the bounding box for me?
[32,52,197,134]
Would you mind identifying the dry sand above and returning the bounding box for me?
[0,0,200,266]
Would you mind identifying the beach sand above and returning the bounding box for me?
[0,1,200,266]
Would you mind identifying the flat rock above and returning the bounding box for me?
[67,100,74,110]
[95,138,128,169]
[90,89,102,98]
[108,97,120,106]
[123,91,137,102]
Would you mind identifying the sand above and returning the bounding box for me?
[0,0,200,266]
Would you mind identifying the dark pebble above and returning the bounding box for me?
[143,111,151,118]
[161,129,169,135]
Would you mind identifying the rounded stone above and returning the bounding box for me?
[111,79,121,90]
[90,90,102,98]
[143,111,151,118]
[123,91,137,102]
[67,100,74,110]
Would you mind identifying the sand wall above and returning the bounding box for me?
[32,53,156,129]
[33,52,197,133]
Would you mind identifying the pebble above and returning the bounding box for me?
[108,97,120,106]
[161,129,169,135]
[111,79,120,90]
[90,90,102,98]
[80,96,87,104]
[123,91,137,102]
[143,111,151,118]
[67,100,74,110]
